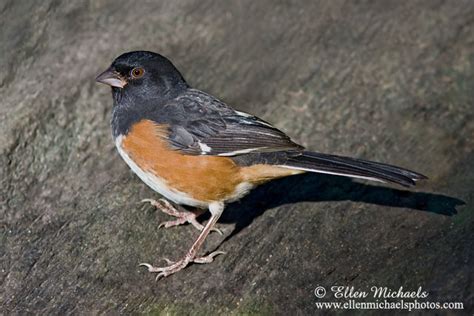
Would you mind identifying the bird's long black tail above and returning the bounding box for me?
[283,151,427,187]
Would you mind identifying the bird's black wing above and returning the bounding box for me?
[161,89,304,156]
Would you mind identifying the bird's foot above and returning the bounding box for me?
[140,251,226,280]
[141,198,222,234]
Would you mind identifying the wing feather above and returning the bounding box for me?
[163,89,303,156]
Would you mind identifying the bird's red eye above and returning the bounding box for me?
[131,67,145,78]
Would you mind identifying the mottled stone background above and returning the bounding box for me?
[1,0,473,314]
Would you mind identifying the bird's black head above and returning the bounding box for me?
[96,51,188,102]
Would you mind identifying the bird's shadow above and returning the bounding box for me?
[206,173,465,241]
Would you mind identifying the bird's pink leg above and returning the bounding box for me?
[141,198,222,234]
[140,202,226,280]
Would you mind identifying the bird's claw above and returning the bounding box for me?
[139,251,226,280]
[158,218,187,229]
[193,251,226,264]
[142,198,223,234]
[211,227,224,235]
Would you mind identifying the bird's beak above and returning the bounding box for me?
[95,67,127,88]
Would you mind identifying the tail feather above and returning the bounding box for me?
[283,151,427,187]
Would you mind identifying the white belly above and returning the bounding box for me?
[115,135,209,208]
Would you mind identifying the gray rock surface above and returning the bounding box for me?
[1,0,473,314]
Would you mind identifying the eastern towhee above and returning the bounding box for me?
[96,51,426,280]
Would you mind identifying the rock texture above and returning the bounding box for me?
[1,0,473,314]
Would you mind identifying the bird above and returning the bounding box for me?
[96,51,427,280]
